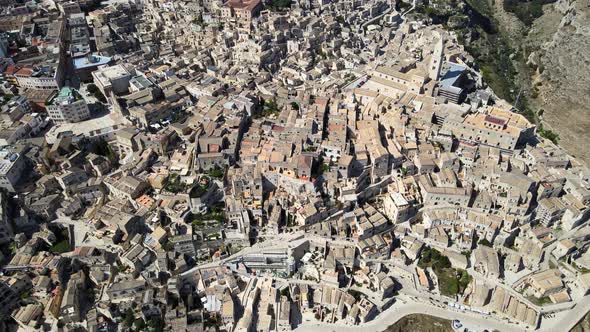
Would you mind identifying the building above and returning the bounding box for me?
[417,173,472,207]
[0,149,26,192]
[12,304,43,331]
[383,191,416,223]
[14,53,65,91]
[526,269,564,298]
[73,54,112,82]
[370,65,426,95]
[46,86,90,124]
[221,0,262,27]
[104,175,149,202]
[438,62,467,104]
[0,279,20,320]
[128,99,185,128]
[92,64,133,97]
[356,120,390,182]
[536,197,567,227]
[115,127,140,158]
[442,107,535,151]
[107,279,146,302]
[61,273,84,323]
[471,246,500,279]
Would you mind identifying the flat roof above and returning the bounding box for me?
[73,55,112,70]
[439,62,467,93]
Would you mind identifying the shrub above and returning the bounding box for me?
[538,124,559,144]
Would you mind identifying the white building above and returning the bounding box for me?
[0,150,26,192]
[14,50,65,91]
[383,191,415,223]
[91,64,133,97]
[46,86,90,124]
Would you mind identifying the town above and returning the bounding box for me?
[0,0,589,331]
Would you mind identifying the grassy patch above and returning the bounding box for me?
[50,240,71,254]
[123,308,134,327]
[527,295,552,306]
[50,227,72,254]
[385,314,452,332]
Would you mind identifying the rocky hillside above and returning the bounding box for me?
[526,0,590,164]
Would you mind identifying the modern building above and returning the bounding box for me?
[46,86,90,124]
[14,62,65,91]
[0,149,26,192]
[91,64,134,97]
[438,62,467,104]
[73,54,112,82]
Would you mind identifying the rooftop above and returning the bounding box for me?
[73,54,112,70]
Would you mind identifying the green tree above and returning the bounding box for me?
[124,308,134,327]
[147,318,164,332]
[208,167,224,179]
[133,318,146,331]
[478,238,492,247]
[267,0,291,11]
[87,83,107,103]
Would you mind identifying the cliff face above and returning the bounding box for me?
[529,0,590,163]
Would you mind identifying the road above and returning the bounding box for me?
[179,226,590,332]
[401,0,417,18]
[360,5,394,32]
[537,295,590,332]
[295,294,520,332]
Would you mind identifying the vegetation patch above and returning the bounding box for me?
[88,138,118,163]
[478,238,493,247]
[50,227,72,254]
[527,295,552,306]
[50,240,71,254]
[190,211,225,225]
[537,123,559,144]
[267,0,291,11]
[87,83,107,103]
[418,247,472,296]
[165,173,187,193]
[385,314,453,332]
[503,0,556,26]
[207,168,224,179]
